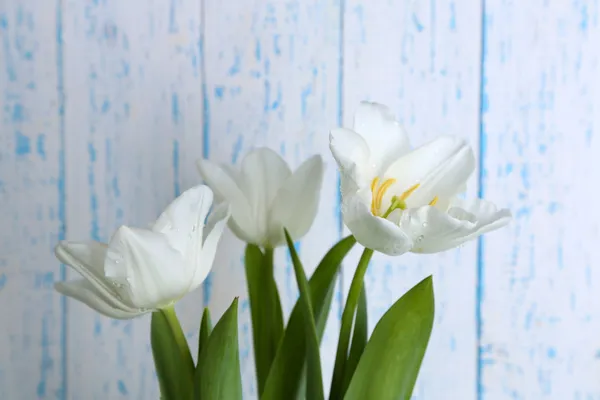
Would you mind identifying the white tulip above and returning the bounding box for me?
[54,185,230,319]
[197,148,324,248]
[330,101,511,256]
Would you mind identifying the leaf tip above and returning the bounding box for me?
[410,275,435,313]
[422,274,433,286]
[283,227,292,243]
[225,297,240,320]
[418,275,435,317]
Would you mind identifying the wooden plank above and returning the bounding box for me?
[62,0,203,397]
[342,0,482,398]
[202,0,342,396]
[480,1,600,398]
[0,1,66,398]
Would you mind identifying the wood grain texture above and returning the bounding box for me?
[479,1,600,398]
[342,0,482,398]
[201,0,342,396]
[62,0,203,398]
[0,1,66,398]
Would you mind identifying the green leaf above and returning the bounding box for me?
[341,285,368,394]
[245,244,284,395]
[194,298,243,400]
[329,248,373,400]
[284,229,325,400]
[263,248,285,347]
[197,308,212,366]
[162,306,195,371]
[151,310,194,400]
[261,235,356,400]
[344,276,435,400]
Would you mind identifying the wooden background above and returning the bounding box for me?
[1,0,599,398]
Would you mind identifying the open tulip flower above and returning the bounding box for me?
[196,147,324,248]
[54,185,230,319]
[330,101,511,256]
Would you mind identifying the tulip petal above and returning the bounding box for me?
[268,155,324,246]
[353,102,411,174]
[105,227,189,309]
[240,148,292,242]
[343,190,413,256]
[221,163,245,187]
[55,279,144,319]
[188,202,230,290]
[153,185,214,255]
[329,128,372,196]
[382,136,475,208]
[410,147,475,207]
[153,186,214,282]
[55,241,138,312]
[197,158,258,243]
[399,199,511,253]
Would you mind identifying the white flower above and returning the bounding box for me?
[54,185,230,319]
[330,101,511,256]
[197,148,324,248]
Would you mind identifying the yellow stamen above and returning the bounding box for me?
[370,177,380,193]
[370,178,380,215]
[375,179,396,211]
[399,183,420,201]
[429,196,439,206]
[370,177,396,216]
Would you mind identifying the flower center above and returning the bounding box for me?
[370,178,439,218]
[370,178,420,217]
[370,177,396,215]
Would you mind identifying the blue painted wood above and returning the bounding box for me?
[479,0,600,398]
[0,1,66,398]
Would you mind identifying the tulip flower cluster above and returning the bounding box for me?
[54,102,510,400]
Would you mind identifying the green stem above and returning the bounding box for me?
[264,247,274,264]
[264,247,284,364]
[160,305,194,372]
[246,245,284,396]
[329,247,374,400]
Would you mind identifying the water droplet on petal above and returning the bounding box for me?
[422,222,428,228]
[191,225,197,232]
[416,235,424,243]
